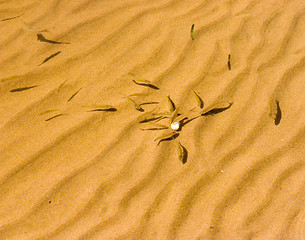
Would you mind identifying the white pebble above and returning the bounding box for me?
[171,122,180,130]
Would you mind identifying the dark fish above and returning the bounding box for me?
[38,51,61,66]
[10,85,37,92]
[67,88,82,102]
[190,24,195,40]
[228,54,231,70]
[37,34,70,44]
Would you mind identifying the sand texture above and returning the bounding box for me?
[1,0,305,239]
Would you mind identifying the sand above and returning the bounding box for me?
[1,0,305,239]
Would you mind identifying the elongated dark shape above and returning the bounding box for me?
[88,108,117,112]
[45,114,65,121]
[155,130,179,146]
[121,93,144,112]
[67,88,82,102]
[269,99,281,125]
[37,34,70,44]
[191,89,204,108]
[133,80,159,90]
[1,14,22,22]
[10,85,37,92]
[190,24,195,40]
[139,102,159,107]
[38,51,61,66]
[228,54,231,70]
[177,141,188,164]
[167,95,175,112]
[274,100,281,125]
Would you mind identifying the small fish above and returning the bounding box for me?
[153,111,172,117]
[10,85,37,92]
[39,109,59,115]
[191,89,204,109]
[128,74,159,90]
[190,24,195,40]
[228,54,231,70]
[177,141,187,164]
[1,75,25,83]
[173,108,196,123]
[122,93,144,112]
[127,73,151,84]
[37,33,70,44]
[140,122,168,131]
[269,99,281,125]
[166,95,176,112]
[1,14,23,22]
[83,104,115,109]
[67,88,82,102]
[22,21,48,32]
[38,51,61,66]
[84,105,117,112]
[57,80,68,92]
[154,130,179,145]
[137,107,162,123]
[169,106,180,124]
[139,101,159,107]
[128,92,149,97]
[45,113,65,121]
[88,108,117,112]
[199,100,232,115]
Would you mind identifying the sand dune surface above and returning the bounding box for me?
[1,0,305,239]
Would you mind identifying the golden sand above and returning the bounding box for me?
[1,0,305,239]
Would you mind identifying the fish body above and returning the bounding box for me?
[269,99,281,125]
[166,95,175,112]
[154,130,179,145]
[191,89,204,109]
[190,24,195,40]
[199,100,232,115]
[22,21,48,32]
[122,93,144,112]
[177,141,187,163]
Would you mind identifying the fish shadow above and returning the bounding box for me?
[132,81,159,90]
[157,133,179,146]
[89,108,117,112]
[180,103,233,128]
[202,103,233,116]
[180,145,188,164]
[275,100,281,125]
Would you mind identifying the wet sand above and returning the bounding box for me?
[1,0,305,239]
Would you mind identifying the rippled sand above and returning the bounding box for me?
[1,0,305,239]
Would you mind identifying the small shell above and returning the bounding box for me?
[171,122,180,130]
